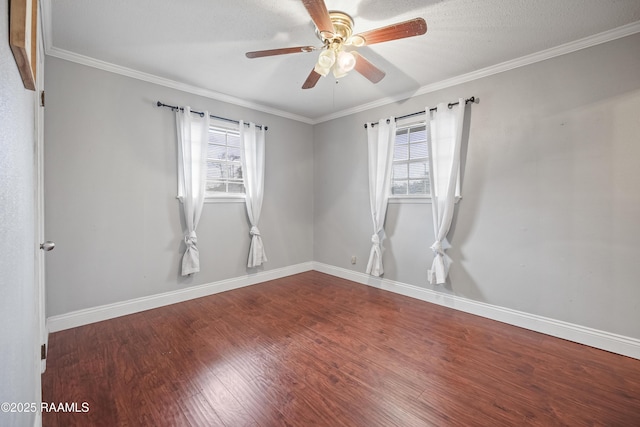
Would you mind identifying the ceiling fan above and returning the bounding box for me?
[245,0,427,89]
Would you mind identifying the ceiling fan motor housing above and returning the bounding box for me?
[317,11,354,46]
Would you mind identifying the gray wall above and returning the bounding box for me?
[45,32,640,342]
[44,57,314,316]
[0,1,39,426]
[314,32,640,339]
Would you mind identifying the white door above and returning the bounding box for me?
[34,14,49,373]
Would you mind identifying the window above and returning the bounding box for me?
[206,126,245,197]
[391,124,430,196]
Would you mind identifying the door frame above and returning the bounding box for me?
[34,2,47,373]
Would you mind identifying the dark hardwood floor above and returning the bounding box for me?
[42,271,640,426]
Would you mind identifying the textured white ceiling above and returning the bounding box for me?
[45,0,640,122]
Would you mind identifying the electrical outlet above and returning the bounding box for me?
[351,256,357,265]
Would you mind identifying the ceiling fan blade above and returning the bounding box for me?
[352,52,385,84]
[354,18,427,46]
[246,46,316,58]
[302,69,322,89]
[301,0,334,35]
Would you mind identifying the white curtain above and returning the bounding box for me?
[365,118,396,276]
[427,99,466,284]
[239,121,267,268]
[176,107,210,276]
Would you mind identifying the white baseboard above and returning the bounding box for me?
[312,262,640,360]
[46,260,640,360]
[46,262,313,332]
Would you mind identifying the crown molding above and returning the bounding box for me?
[40,0,640,126]
[44,45,315,125]
[45,46,315,125]
[312,20,640,124]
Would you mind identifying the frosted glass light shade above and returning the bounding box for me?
[349,35,366,47]
[317,49,336,69]
[314,63,330,77]
[332,67,348,79]
[336,51,356,72]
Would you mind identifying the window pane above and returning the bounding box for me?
[409,161,428,179]
[411,142,428,159]
[208,144,226,160]
[410,126,427,142]
[227,146,241,161]
[207,161,226,179]
[206,127,245,197]
[207,181,226,192]
[228,183,244,193]
[394,144,409,161]
[393,163,408,179]
[227,133,240,147]
[396,129,409,145]
[408,179,428,195]
[209,130,226,145]
[229,163,243,179]
[390,124,431,198]
[391,180,408,195]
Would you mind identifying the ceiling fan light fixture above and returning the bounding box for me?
[332,66,348,79]
[245,1,428,89]
[348,35,366,47]
[314,63,331,77]
[317,49,336,68]
[336,51,356,72]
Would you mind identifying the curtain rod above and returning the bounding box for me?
[156,101,268,130]
[364,96,476,128]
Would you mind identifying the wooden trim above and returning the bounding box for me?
[9,0,37,90]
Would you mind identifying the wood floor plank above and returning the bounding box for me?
[179,392,226,427]
[42,271,640,426]
[200,300,359,426]
[222,305,424,426]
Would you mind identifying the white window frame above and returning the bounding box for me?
[205,123,246,203]
[389,120,432,204]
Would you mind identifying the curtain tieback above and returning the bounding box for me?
[431,241,445,256]
[184,231,198,248]
[371,233,380,246]
[250,226,261,237]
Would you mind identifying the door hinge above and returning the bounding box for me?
[41,343,46,360]
[40,91,45,107]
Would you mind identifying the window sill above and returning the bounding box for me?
[388,196,431,204]
[204,195,246,203]
[388,196,462,204]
